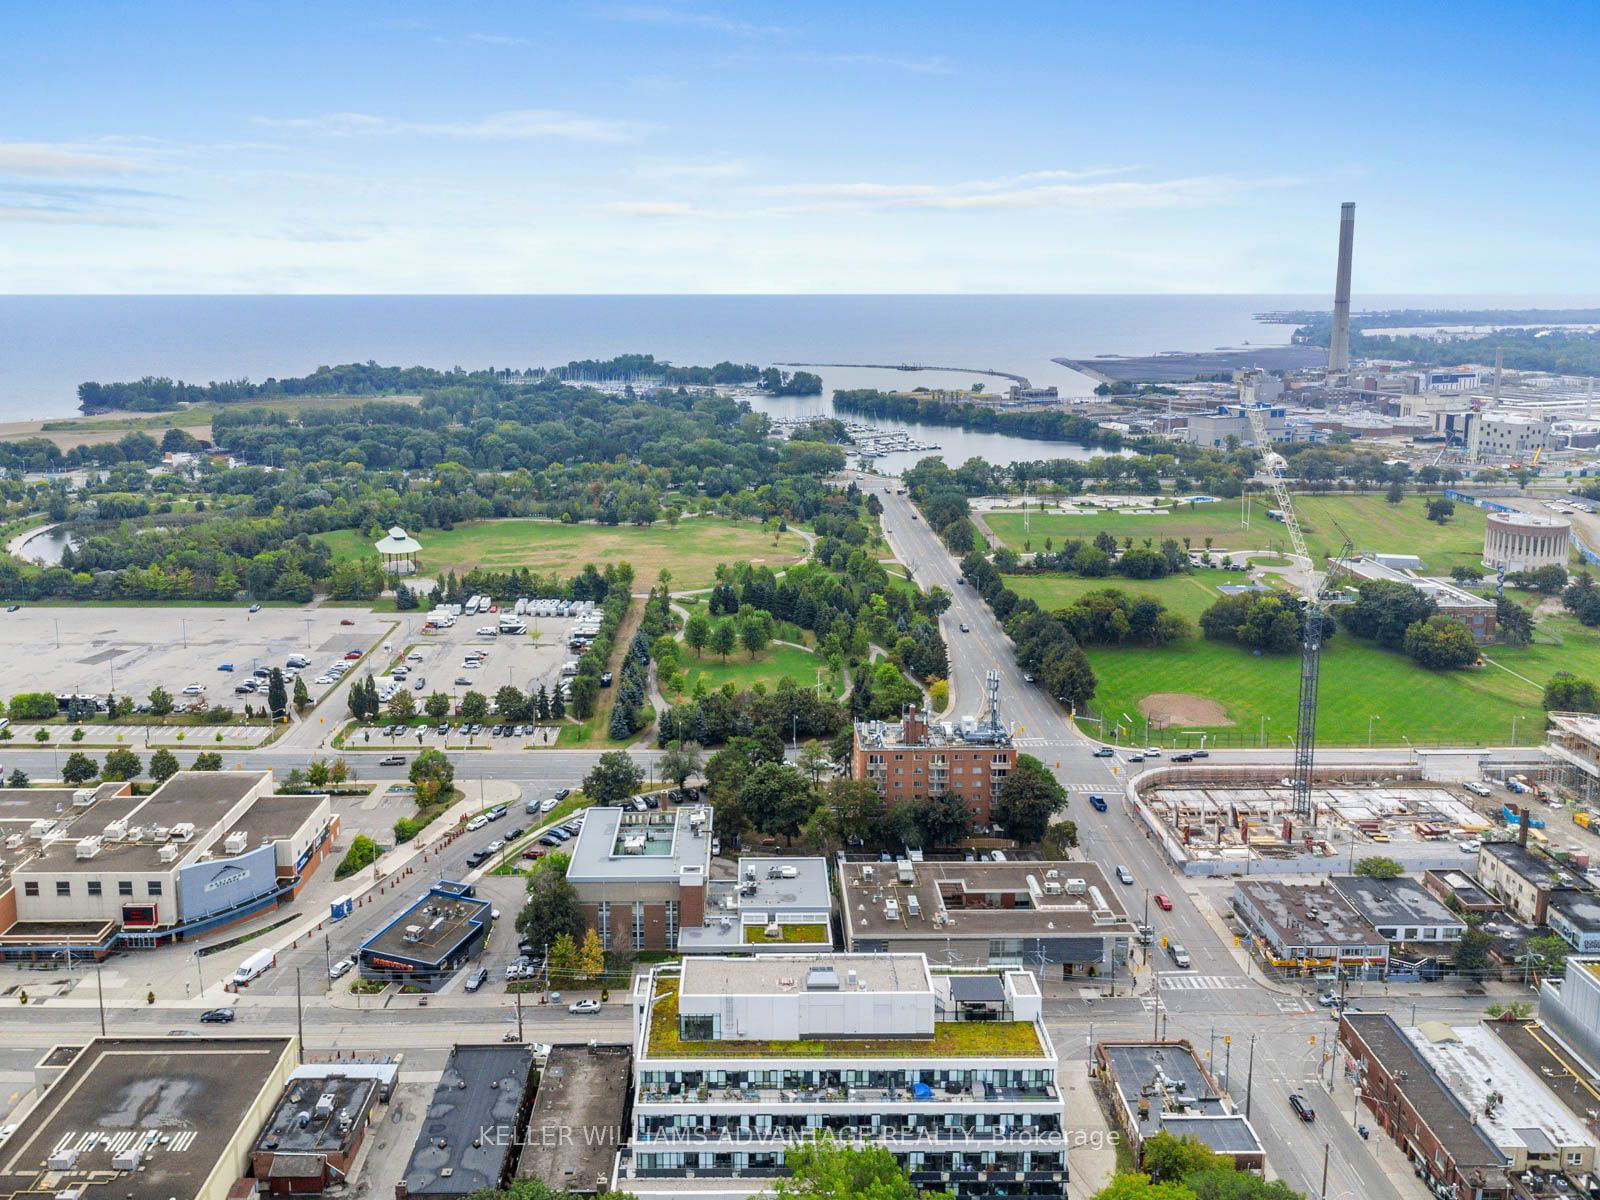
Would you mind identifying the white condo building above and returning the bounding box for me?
[618,953,1067,1199]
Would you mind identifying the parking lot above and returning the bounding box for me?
[0,604,394,715]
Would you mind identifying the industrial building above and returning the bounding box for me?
[1338,1013,1511,1200]
[1182,403,1287,449]
[1230,879,1388,974]
[1328,874,1467,946]
[566,805,712,951]
[837,857,1135,978]
[1095,1041,1264,1172]
[519,1044,631,1197]
[675,856,832,953]
[0,1036,298,1200]
[357,880,492,989]
[1469,413,1552,463]
[852,694,1015,827]
[1475,841,1573,924]
[618,953,1066,1199]
[1483,511,1570,572]
[396,1044,538,1200]
[0,771,336,959]
[1333,556,1497,643]
[251,1066,388,1194]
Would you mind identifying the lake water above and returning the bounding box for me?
[2,293,1574,469]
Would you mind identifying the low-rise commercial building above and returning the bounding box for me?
[1339,1013,1511,1200]
[1095,1041,1264,1172]
[397,1045,537,1200]
[566,806,712,951]
[251,1068,385,1193]
[1476,841,1571,924]
[1329,874,1467,945]
[1547,888,1600,953]
[1422,869,1502,918]
[357,880,491,990]
[1231,879,1389,975]
[852,705,1014,827]
[838,858,1134,978]
[1333,557,1497,643]
[676,856,832,953]
[0,1036,297,1200]
[618,953,1066,1200]
[519,1044,631,1197]
[0,771,336,959]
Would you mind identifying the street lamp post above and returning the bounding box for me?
[1244,1034,1258,1118]
[1260,715,1270,747]
[1368,714,1380,747]
[1511,714,1523,745]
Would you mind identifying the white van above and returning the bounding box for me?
[231,948,276,985]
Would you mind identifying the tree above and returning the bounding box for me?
[1353,855,1404,879]
[495,686,526,722]
[293,675,311,713]
[1403,614,1478,669]
[459,690,490,723]
[1040,820,1079,857]
[408,748,455,802]
[193,751,223,771]
[659,740,703,789]
[61,752,98,784]
[548,931,580,976]
[1454,927,1494,974]
[914,791,972,848]
[710,620,738,662]
[741,614,772,660]
[147,686,175,717]
[1426,497,1456,524]
[516,867,585,951]
[1545,671,1600,712]
[684,613,711,657]
[1385,480,1404,504]
[267,668,288,717]
[1085,1175,1194,1200]
[737,762,815,844]
[551,687,569,720]
[578,928,605,978]
[148,748,180,783]
[583,751,644,805]
[335,835,380,880]
[424,691,451,721]
[1526,933,1571,975]
[1450,565,1485,585]
[6,768,28,788]
[773,1140,931,1200]
[1140,1131,1223,1181]
[101,748,141,782]
[1186,1169,1304,1200]
[1496,597,1534,648]
[387,688,416,721]
[992,754,1067,844]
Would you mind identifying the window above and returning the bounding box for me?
[633,901,645,951]
[597,900,611,949]
[56,881,71,897]
[118,881,133,897]
[665,900,679,948]
[23,882,38,897]
[87,881,102,897]
[147,881,162,897]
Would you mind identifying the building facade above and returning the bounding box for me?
[357,881,492,990]
[852,706,1014,828]
[1483,511,1569,572]
[1469,413,1551,463]
[1096,1042,1263,1172]
[619,954,1066,1200]
[1231,879,1389,975]
[566,806,712,951]
[1475,841,1569,924]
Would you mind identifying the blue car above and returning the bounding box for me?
[1089,795,1108,812]
[218,663,234,672]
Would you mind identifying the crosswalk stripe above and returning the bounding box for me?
[1157,975,1251,991]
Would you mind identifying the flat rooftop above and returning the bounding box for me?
[1234,879,1382,948]
[565,807,711,884]
[361,887,490,967]
[0,1036,294,1200]
[1102,1043,1262,1158]
[206,793,325,852]
[1486,1020,1600,1130]
[1481,841,1568,889]
[1425,870,1499,909]
[838,859,1134,942]
[853,712,1012,750]
[254,1071,380,1156]
[1331,875,1461,928]
[518,1045,630,1195]
[1548,888,1600,932]
[401,1045,534,1199]
[729,857,831,913]
[680,953,932,999]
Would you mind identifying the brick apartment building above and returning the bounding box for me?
[565,806,711,951]
[851,706,1014,827]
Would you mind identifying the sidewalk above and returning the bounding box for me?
[1321,1053,1434,1200]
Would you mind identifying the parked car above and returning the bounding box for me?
[328,958,355,980]
[487,806,507,821]
[466,849,491,868]
[505,826,524,840]
[465,967,489,993]
[569,999,602,1014]
[539,797,559,812]
[340,618,355,625]
[199,1008,235,1023]
[539,835,561,847]
[465,816,488,832]
[344,650,362,660]
[1154,893,1173,911]
[1289,1093,1315,1122]
[181,683,205,696]
[554,788,571,801]
[217,663,234,672]
[248,603,262,613]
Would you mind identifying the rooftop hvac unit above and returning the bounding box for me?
[171,822,196,842]
[1065,878,1087,895]
[315,1092,337,1117]
[111,1149,142,1171]
[884,898,900,921]
[906,895,922,918]
[56,1188,85,1200]
[1044,881,1064,896]
[897,859,915,884]
[224,831,248,855]
[158,842,179,863]
[862,865,875,881]
[29,819,57,840]
[74,836,102,860]
[778,866,799,879]
[764,924,782,939]
[402,924,424,943]
[71,788,96,808]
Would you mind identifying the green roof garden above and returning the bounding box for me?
[743,923,829,944]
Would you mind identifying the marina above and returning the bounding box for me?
[766,414,941,461]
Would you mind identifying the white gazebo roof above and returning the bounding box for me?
[375,527,421,555]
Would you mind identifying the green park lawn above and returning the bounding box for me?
[318,517,806,591]
[1006,571,1233,624]
[987,493,1490,573]
[670,643,841,699]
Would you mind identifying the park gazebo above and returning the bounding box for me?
[374,525,421,576]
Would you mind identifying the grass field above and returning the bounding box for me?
[1006,572,1235,623]
[318,518,807,591]
[671,643,840,698]
[987,493,1491,573]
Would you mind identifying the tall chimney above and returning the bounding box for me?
[1328,202,1356,372]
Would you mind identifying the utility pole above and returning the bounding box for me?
[516,990,524,1041]
[1320,1142,1330,1200]
[1244,1034,1258,1118]
[95,963,106,1036]
[1224,1036,1232,1093]
[324,933,332,980]
[1152,971,1161,1042]
[295,968,304,1064]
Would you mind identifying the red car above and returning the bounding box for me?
[340,618,355,626]
[1154,893,1173,911]
[344,650,362,660]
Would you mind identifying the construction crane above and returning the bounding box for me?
[1245,404,1352,817]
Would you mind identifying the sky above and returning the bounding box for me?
[2,0,1597,294]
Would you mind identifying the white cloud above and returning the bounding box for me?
[604,200,703,216]
[432,31,530,47]
[0,142,149,177]
[252,108,641,142]
[0,205,155,226]
[759,169,1286,212]
[814,52,951,74]
[602,5,788,35]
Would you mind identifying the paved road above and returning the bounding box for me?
[869,477,1424,1200]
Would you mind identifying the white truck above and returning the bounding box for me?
[230,947,276,986]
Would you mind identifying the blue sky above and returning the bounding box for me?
[2,0,1596,293]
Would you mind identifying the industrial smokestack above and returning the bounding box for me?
[1328,202,1356,372]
